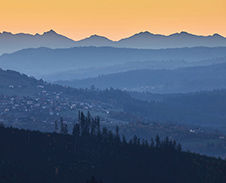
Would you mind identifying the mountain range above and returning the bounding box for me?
[43,57,226,81]
[1,46,226,77]
[0,30,226,55]
[55,61,226,93]
[0,30,75,55]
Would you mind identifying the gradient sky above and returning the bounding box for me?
[0,0,225,40]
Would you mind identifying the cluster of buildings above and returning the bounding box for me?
[0,93,106,128]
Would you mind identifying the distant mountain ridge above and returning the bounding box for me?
[0,30,226,55]
[116,31,226,49]
[75,34,115,47]
[55,62,226,93]
[0,29,75,55]
[1,46,226,77]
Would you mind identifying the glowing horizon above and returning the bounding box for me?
[0,0,225,41]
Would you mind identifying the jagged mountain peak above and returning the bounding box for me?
[212,33,224,38]
[169,31,193,37]
[178,31,191,35]
[137,31,152,35]
[130,31,154,37]
[77,34,114,44]
[89,34,108,39]
[43,29,58,35]
[86,34,113,42]
[2,31,13,35]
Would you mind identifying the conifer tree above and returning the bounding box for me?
[73,123,80,136]
[122,135,127,145]
[60,117,64,134]
[155,134,160,148]
[177,143,182,152]
[54,120,58,133]
[150,137,155,148]
[60,117,68,134]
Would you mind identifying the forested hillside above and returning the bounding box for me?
[2,68,226,128]
[1,112,226,183]
[2,68,226,158]
[56,61,226,93]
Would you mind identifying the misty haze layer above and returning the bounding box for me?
[0,46,226,77]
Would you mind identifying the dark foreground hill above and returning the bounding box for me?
[1,112,226,183]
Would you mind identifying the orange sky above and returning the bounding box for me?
[0,0,225,41]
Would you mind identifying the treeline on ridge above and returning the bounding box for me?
[1,112,226,183]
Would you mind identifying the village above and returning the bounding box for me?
[0,87,111,131]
